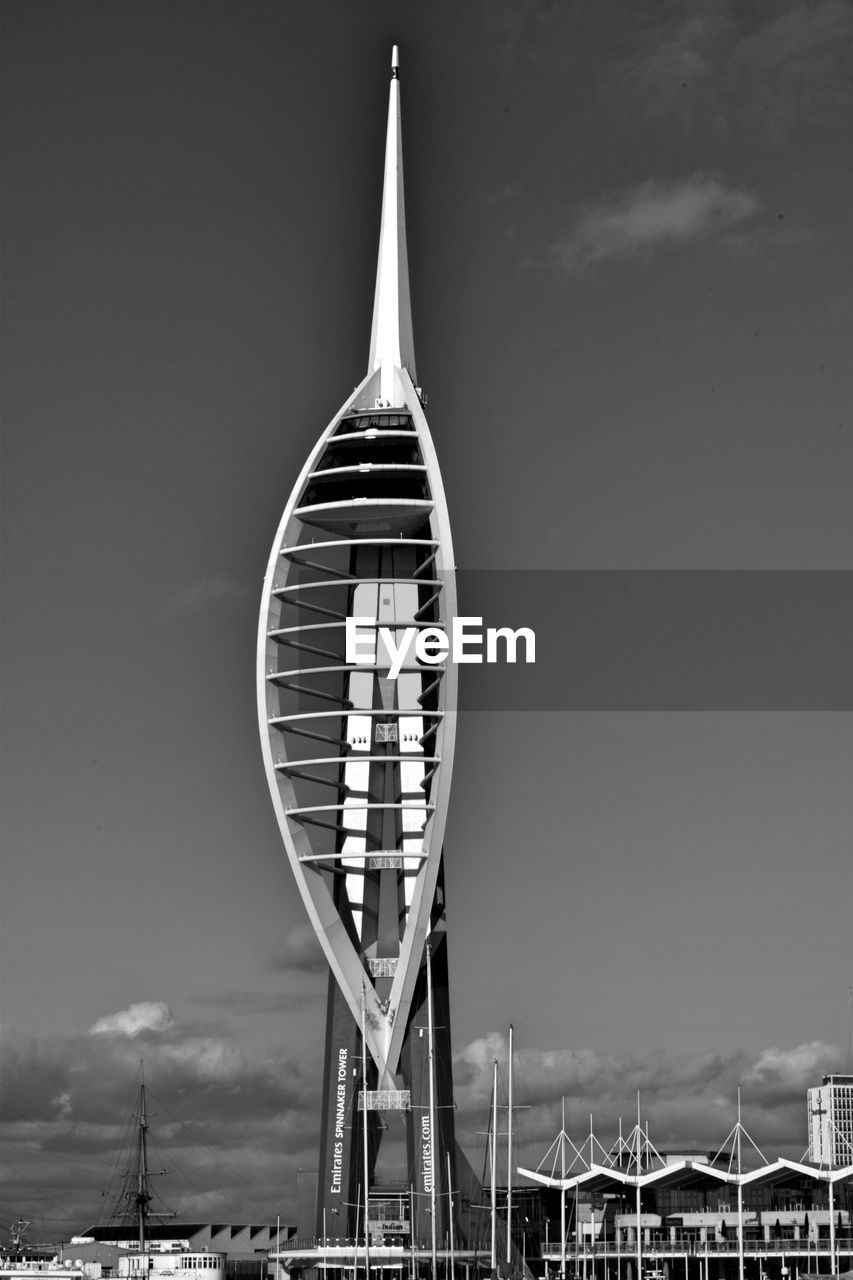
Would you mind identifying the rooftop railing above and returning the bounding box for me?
[273,1234,853,1256]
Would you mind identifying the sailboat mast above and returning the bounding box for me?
[426,941,438,1280]
[736,1088,745,1280]
[361,984,371,1280]
[634,1095,642,1280]
[491,1060,498,1276]
[560,1098,567,1280]
[506,1025,513,1266]
[137,1075,150,1254]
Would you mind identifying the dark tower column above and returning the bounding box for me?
[316,974,361,1233]
[402,866,457,1246]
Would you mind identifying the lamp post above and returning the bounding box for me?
[324,1208,339,1253]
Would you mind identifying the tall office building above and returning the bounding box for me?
[257,49,462,1246]
[807,1075,853,1166]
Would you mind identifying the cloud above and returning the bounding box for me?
[2,1014,841,1243]
[551,173,760,274]
[89,1001,175,1037]
[270,922,328,975]
[603,0,853,134]
[452,1034,840,1169]
[450,0,852,138]
[747,1040,836,1092]
[0,1018,321,1238]
[602,2,734,130]
[731,0,853,122]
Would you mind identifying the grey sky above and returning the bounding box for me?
[2,0,852,1238]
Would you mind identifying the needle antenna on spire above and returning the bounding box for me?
[368,44,416,401]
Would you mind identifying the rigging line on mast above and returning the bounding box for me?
[141,1084,283,1220]
[100,1076,145,1225]
[137,1147,233,1224]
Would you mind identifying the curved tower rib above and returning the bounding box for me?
[257,47,460,1245]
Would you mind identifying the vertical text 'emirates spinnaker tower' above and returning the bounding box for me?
[256,47,463,1243]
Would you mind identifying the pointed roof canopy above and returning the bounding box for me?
[368,45,417,387]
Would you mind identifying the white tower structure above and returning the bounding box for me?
[257,47,462,1245]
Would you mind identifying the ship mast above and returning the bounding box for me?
[136,1069,152,1254]
[110,1063,173,1247]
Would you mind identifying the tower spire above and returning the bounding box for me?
[368,44,416,401]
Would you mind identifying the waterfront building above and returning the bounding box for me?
[520,1111,853,1280]
[65,1226,290,1280]
[257,48,465,1249]
[807,1074,853,1167]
